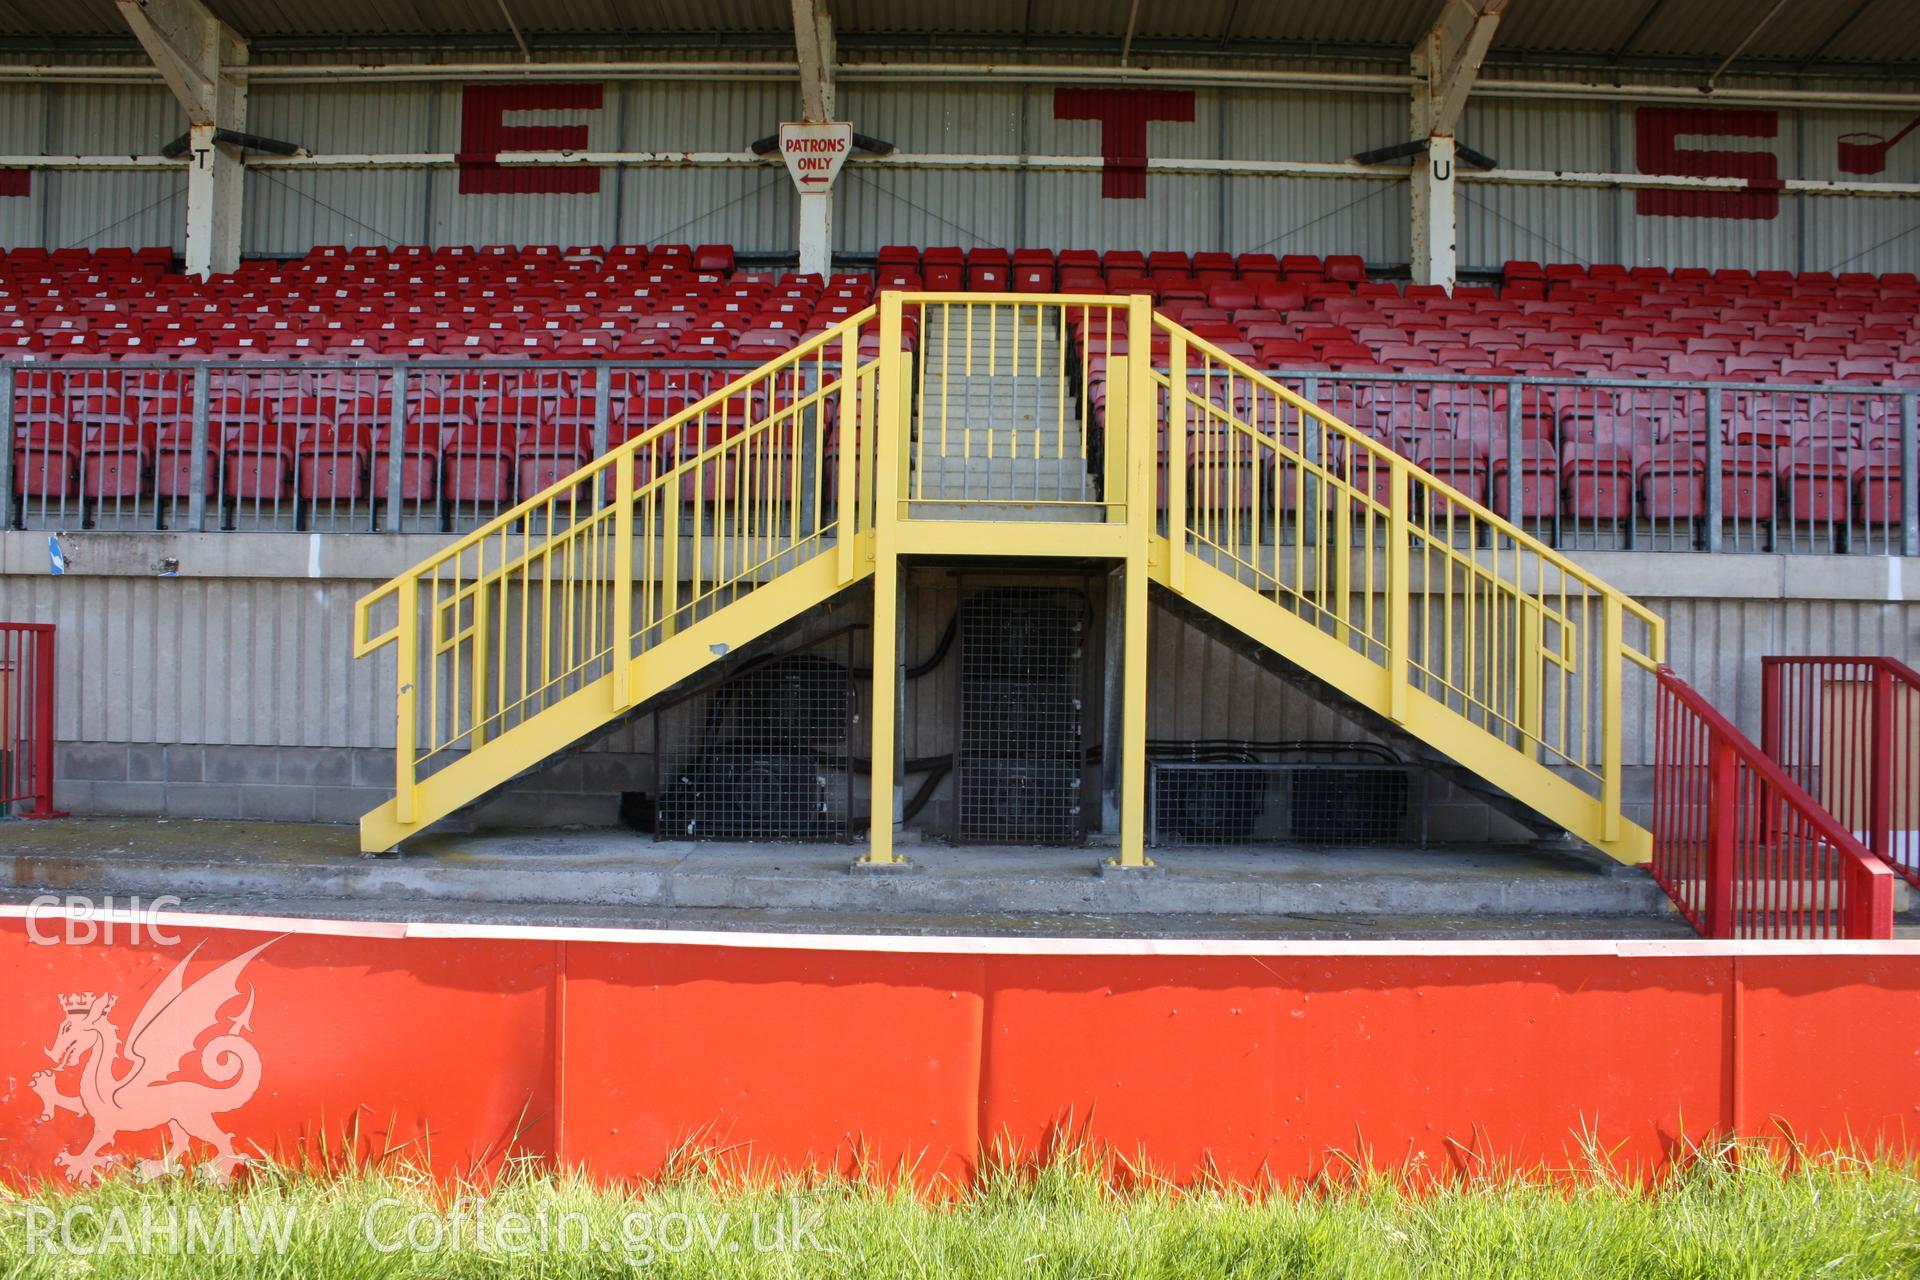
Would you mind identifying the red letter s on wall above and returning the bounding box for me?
[457,84,605,196]
[1634,107,1781,221]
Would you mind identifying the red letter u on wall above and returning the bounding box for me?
[457,83,605,196]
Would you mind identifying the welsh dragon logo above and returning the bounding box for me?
[28,939,275,1183]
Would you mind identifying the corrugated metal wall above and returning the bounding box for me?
[32,79,187,254]
[2,63,1917,272]
[5,574,389,749]
[4,562,1916,771]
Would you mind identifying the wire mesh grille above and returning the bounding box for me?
[1147,743,1423,847]
[654,633,864,842]
[956,587,1086,845]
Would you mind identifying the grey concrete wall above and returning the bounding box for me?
[5,530,1919,834]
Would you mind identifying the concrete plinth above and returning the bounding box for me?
[0,817,1750,939]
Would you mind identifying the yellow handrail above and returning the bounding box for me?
[1152,314,1663,837]
[353,308,880,813]
[353,307,876,657]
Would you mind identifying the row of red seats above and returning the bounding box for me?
[304,243,738,271]
[4,325,897,362]
[2,269,869,306]
[1160,424,1897,534]
[1068,303,1920,386]
[875,245,1369,294]
[11,388,822,512]
[1505,260,1917,295]
[2,243,737,275]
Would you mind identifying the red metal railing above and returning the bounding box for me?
[1652,666,1894,939]
[0,624,62,819]
[1763,656,1920,891]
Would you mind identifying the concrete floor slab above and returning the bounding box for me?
[0,816,1705,938]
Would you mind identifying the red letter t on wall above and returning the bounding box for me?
[1053,89,1196,199]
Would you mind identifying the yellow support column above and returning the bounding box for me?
[836,325,860,582]
[1386,456,1411,725]
[1114,293,1156,868]
[862,293,906,866]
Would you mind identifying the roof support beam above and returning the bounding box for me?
[1707,0,1794,88]
[1409,0,1505,290]
[1413,0,1507,138]
[790,0,837,275]
[115,0,248,276]
[791,0,835,120]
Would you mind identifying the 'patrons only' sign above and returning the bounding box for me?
[779,122,854,195]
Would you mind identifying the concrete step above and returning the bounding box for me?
[911,462,1098,497]
[0,818,1685,929]
[914,452,1093,471]
[905,501,1110,523]
[912,432,1088,454]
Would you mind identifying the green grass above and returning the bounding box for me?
[2,1142,1917,1278]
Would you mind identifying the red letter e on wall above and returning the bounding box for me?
[458,84,605,195]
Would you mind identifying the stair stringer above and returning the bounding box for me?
[1154,541,1652,865]
[360,543,872,852]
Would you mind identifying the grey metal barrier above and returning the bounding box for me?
[1268,370,1920,558]
[0,358,770,536]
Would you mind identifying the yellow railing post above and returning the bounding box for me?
[660,473,681,639]
[1332,448,1353,646]
[1165,319,1187,592]
[863,292,907,865]
[895,356,914,517]
[1517,599,1542,761]
[836,325,859,582]
[1601,594,1624,843]
[469,553,491,749]
[1104,353,1130,524]
[611,451,634,709]
[1387,456,1411,725]
[393,574,419,828]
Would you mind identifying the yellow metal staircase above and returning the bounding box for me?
[353,321,883,852]
[354,292,1663,863]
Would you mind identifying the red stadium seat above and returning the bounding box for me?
[443,421,518,505]
[370,422,441,502]
[1491,439,1560,519]
[1563,442,1637,520]
[223,421,299,501]
[298,424,372,501]
[1779,445,1852,528]
[1012,249,1056,293]
[516,422,592,498]
[921,247,965,291]
[966,248,1011,291]
[10,417,80,498]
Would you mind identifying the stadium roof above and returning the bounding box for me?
[5,0,1919,74]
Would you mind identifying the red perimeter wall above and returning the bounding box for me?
[3,908,1917,1188]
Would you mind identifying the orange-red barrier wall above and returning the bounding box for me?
[3,910,1918,1188]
